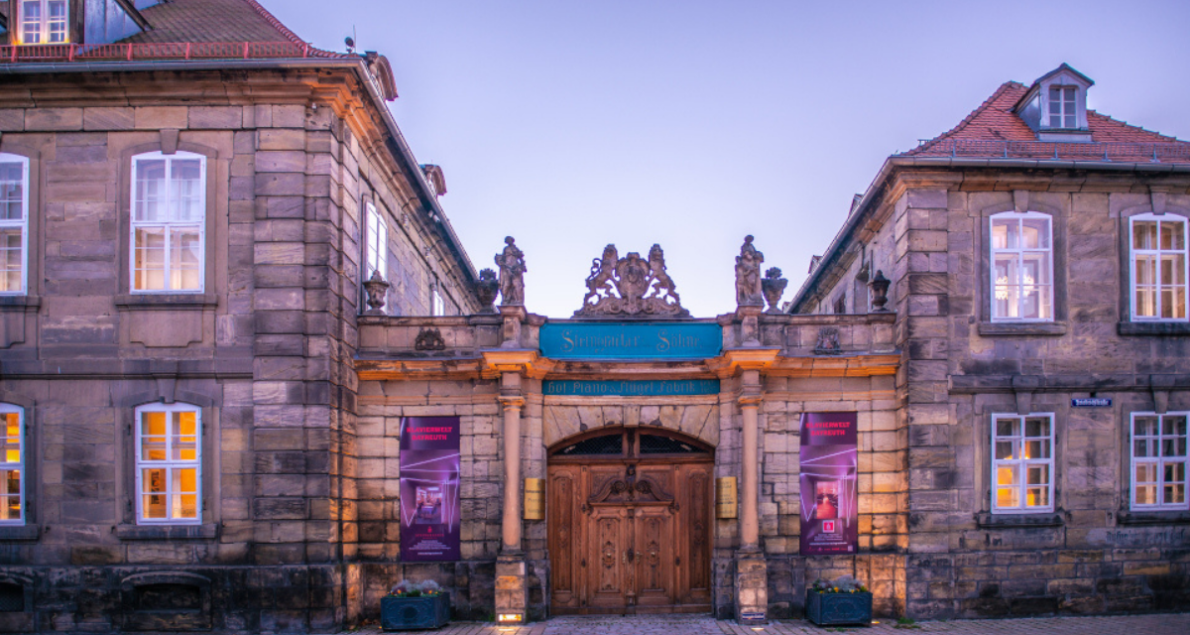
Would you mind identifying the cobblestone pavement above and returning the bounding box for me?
[350,612,1190,635]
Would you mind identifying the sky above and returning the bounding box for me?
[268,0,1190,318]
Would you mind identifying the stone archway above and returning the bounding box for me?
[546,427,714,615]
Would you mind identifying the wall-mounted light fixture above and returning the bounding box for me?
[497,613,524,624]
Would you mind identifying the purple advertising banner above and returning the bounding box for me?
[798,412,859,556]
[399,416,461,561]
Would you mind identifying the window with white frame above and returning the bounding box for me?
[991,212,1053,321]
[1047,86,1077,129]
[365,202,388,280]
[432,285,445,316]
[19,0,69,45]
[131,152,205,293]
[991,413,1055,513]
[135,403,201,524]
[0,405,24,525]
[0,154,28,295]
[1130,214,1188,321]
[1131,412,1188,510]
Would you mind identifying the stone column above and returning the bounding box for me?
[495,372,528,623]
[735,368,767,623]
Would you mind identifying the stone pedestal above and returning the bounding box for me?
[494,555,528,624]
[734,553,768,624]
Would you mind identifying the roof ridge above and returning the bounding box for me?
[243,0,308,46]
[1087,109,1186,144]
[912,81,1026,154]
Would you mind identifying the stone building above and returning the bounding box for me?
[0,2,1187,631]
[790,64,1190,618]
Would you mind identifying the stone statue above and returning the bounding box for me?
[735,235,764,306]
[574,242,689,318]
[495,236,526,306]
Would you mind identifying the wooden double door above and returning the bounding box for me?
[547,429,713,615]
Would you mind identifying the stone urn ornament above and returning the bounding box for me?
[363,270,390,315]
[869,269,890,312]
[475,268,499,313]
[761,267,788,314]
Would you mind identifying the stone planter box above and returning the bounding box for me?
[380,593,450,631]
[805,590,872,626]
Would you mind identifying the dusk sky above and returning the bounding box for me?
[268,0,1190,318]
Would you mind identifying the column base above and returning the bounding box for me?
[495,554,528,625]
[734,553,768,624]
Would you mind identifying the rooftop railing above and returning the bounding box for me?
[903,138,1190,164]
[0,42,346,63]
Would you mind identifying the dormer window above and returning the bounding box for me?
[19,0,68,44]
[1048,86,1077,129]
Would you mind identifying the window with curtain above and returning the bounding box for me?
[19,0,68,45]
[1130,214,1188,321]
[0,154,28,295]
[991,413,1055,513]
[131,152,205,293]
[0,405,24,526]
[135,403,201,524]
[991,212,1053,321]
[1131,412,1188,510]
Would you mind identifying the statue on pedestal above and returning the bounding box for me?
[495,236,526,306]
[735,235,765,307]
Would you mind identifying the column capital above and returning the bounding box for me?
[498,395,526,410]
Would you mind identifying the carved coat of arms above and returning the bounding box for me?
[574,244,690,318]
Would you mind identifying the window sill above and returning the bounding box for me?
[1117,321,1190,336]
[116,523,219,540]
[114,293,218,310]
[0,296,41,310]
[975,511,1063,529]
[0,525,40,541]
[978,321,1067,337]
[1117,510,1190,526]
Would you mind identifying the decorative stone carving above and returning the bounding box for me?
[735,235,764,307]
[814,327,842,355]
[761,267,788,315]
[495,236,526,306]
[475,268,499,314]
[414,327,446,351]
[869,269,891,312]
[363,270,390,315]
[574,243,689,318]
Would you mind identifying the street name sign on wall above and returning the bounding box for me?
[539,322,722,360]
[799,412,859,556]
[1071,398,1112,407]
[399,416,461,561]
[543,379,721,397]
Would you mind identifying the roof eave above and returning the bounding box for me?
[786,155,1190,314]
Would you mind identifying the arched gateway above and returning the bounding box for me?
[547,427,714,614]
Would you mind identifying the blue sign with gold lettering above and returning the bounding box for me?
[544,379,720,397]
[539,322,722,360]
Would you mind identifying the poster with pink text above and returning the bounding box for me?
[399,416,461,561]
[798,412,858,556]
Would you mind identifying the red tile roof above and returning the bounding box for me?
[904,81,1190,163]
[124,0,306,45]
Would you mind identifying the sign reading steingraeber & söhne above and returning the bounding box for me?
[399,416,461,561]
[543,379,720,397]
[799,412,859,556]
[539,322,721,360]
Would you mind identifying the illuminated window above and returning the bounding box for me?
[991,414,1054,514]
[131,152,206,293]
[0,405,24,526]
[1130,214,1188,321]
[365,202,388,280]
[20,0,69,45]
[1131,412,1188,511]
[991,212,1053,321]
[1047,86,1077,129]
[135,403,201,524]
[0,154,28,295]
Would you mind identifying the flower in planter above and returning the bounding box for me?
[811,575,868,594]
[418,580,442,596]
[387,580,443,598]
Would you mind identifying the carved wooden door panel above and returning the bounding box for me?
[547,465,581,610]
[677,463,713,606]
[586,506,631,611]
[633,505,675,609]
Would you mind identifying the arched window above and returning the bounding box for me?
[1130,213,1188,321]
[0,404,24,525]
[130,151,206,293]
[134,403,201,525]
[0,154,29,296]
[990,211,1053,321]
